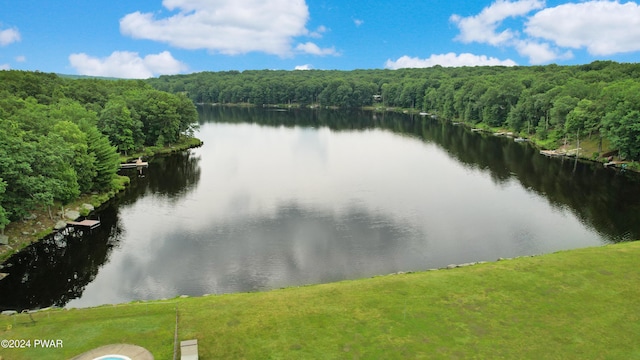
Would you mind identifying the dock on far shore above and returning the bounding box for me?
[604,161,629,168]
[540,149,631,169]
[120,157,148,169]
[540,149,566,157]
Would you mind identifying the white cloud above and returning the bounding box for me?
[69,51,187,79]
[0,27,21,46]
[295,42,339,56]
[525,1,640,55]
[385,53,517,69]
[354,19,364,27]
[295,64,313,70]
[451,0,640,64]
[120,0,310,56]
[15,55,26,62]
[451,0,544,46]
[514,40,572,64]
[309,25,328,39]
[0,64,10,70]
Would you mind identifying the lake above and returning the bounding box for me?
[1,106,639,311]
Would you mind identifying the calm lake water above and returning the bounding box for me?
[2,106,639,311]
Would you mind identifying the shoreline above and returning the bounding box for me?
[0,137,203,263]
[423,114,639,173]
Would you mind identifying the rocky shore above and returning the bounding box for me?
[0,197,114,263]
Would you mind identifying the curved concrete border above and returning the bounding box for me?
[70,344,153,360]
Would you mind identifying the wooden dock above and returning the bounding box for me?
[540,149,566,157]
[120,162,148,169]
[604,161,629,168]
[67,219,101,229]
[494,131,514,137]
[120,157,148,169]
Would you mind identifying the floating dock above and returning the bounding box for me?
[604,161,629,168]
[494,132,514,137]
[540,150,565,157]
[120,162,148,169]
[66,219,101,229]
[120,157,148,169]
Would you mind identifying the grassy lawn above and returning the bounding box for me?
[2,241,639,359]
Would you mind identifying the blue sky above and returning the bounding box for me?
[2,0,640,78]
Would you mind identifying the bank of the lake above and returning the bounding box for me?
[2,241,639,359]
[392,108,638,173]
[0,136,203,263]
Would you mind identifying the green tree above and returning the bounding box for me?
[602,80,640,160]
[565,99,603,139]
[604,109,640,160]
[0,119,38,220]
[0,179,9,234]
[52,121,96,193]
[550,95,579,128]
[9,97,52,134]
[31,133,80,218]
[174,93,199,137]
[100,98,137,155]
[48,98,99,127]
[78,121,120,191]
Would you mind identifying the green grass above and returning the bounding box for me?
[1,303,176,359]
[2,242,640,359]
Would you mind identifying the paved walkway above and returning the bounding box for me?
[70,343,154,360]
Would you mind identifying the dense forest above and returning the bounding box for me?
[0,71,198,233]
[146,61,640,161]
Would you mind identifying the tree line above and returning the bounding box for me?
[0,71,199,233]
[147,61,640,160]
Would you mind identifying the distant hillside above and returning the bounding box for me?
[56,73,122,81]
[145,61,640,161]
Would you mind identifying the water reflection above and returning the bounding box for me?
[204,106,640,242]
[0,206,122,310]
[2,107,639,311]
[420,121,640,242]
[120,149,202,204]
[66,201,426,307]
